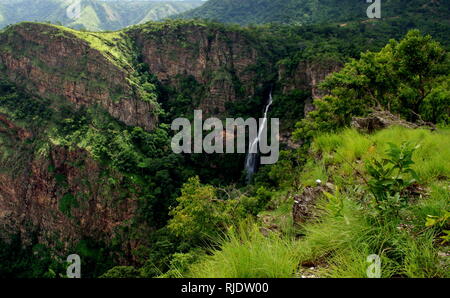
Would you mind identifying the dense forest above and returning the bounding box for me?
[177,0,450,26]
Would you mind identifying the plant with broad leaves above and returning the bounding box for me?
[366,142,420,217]
[426,211,450,244]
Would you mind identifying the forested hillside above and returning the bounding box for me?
[177,0,450,26]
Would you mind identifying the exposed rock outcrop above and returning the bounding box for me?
[351,110,435,133]
[131,24,261,114]
[0,143,137,253]
[0,113,32,140]
[293,183,334,226]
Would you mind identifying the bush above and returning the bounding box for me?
[167,177,231,243]
[294,30,449,141]
[365,142,419,218]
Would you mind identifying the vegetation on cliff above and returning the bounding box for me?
[177,0,450,27]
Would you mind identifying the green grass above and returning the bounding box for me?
[187,222,299,278]
[53,25,132,68]
[310,126,450,185]
[3,22,133,69]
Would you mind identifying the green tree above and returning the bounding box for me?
[168,177,230,243]
[295,30,449,141]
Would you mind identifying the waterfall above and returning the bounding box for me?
[244,91,273,183]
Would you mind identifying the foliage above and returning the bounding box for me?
[185,126,449,278]
[72,238,116,278]
[0,0,203,31]
[0,232,66,278]
[0,78,52,125]
[270,90,309,131]
[177,0,450,27]
[186,222,298,278]
[426,211,450,244]
[1,10,450,278]
[58,193,79,217]
[158,250,202,278]
[167,176,230,243]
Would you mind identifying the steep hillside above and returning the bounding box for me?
[0,21,274,275]
[177,0,450,26]
[128,21,266,115]
[0,22,161,266]
[0,19,340,276]
[0,22,158,129]
[0,0,203,31]
[181,126,450,278]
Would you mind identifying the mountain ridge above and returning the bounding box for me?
[176,0,450,26]
[0,0,204,31]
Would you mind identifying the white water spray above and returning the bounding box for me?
[244,92,273,182]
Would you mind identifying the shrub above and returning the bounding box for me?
[167,177,231,243]
[294,30,449,141]
[365,142,419,218]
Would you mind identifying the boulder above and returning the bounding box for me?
[350,110,423,133]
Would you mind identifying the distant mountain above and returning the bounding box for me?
[0,0,204,31]
[176,0,450,25]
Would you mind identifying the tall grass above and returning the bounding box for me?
[185,126,449,278]
[187,223,299,278]
[311,126,450,184]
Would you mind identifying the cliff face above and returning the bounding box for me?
[0,141,136,252]
[131,24,261,113]
[0,23,157,131]
[0,23,158,256]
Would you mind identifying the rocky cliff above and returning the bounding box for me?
[0,23,160,257]
[0,143,137,252]
[0,22,157,131]
[130,22,262,114]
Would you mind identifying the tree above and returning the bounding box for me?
[167,177,230,243]
[295,30,449,141]
[392,30,448,120]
